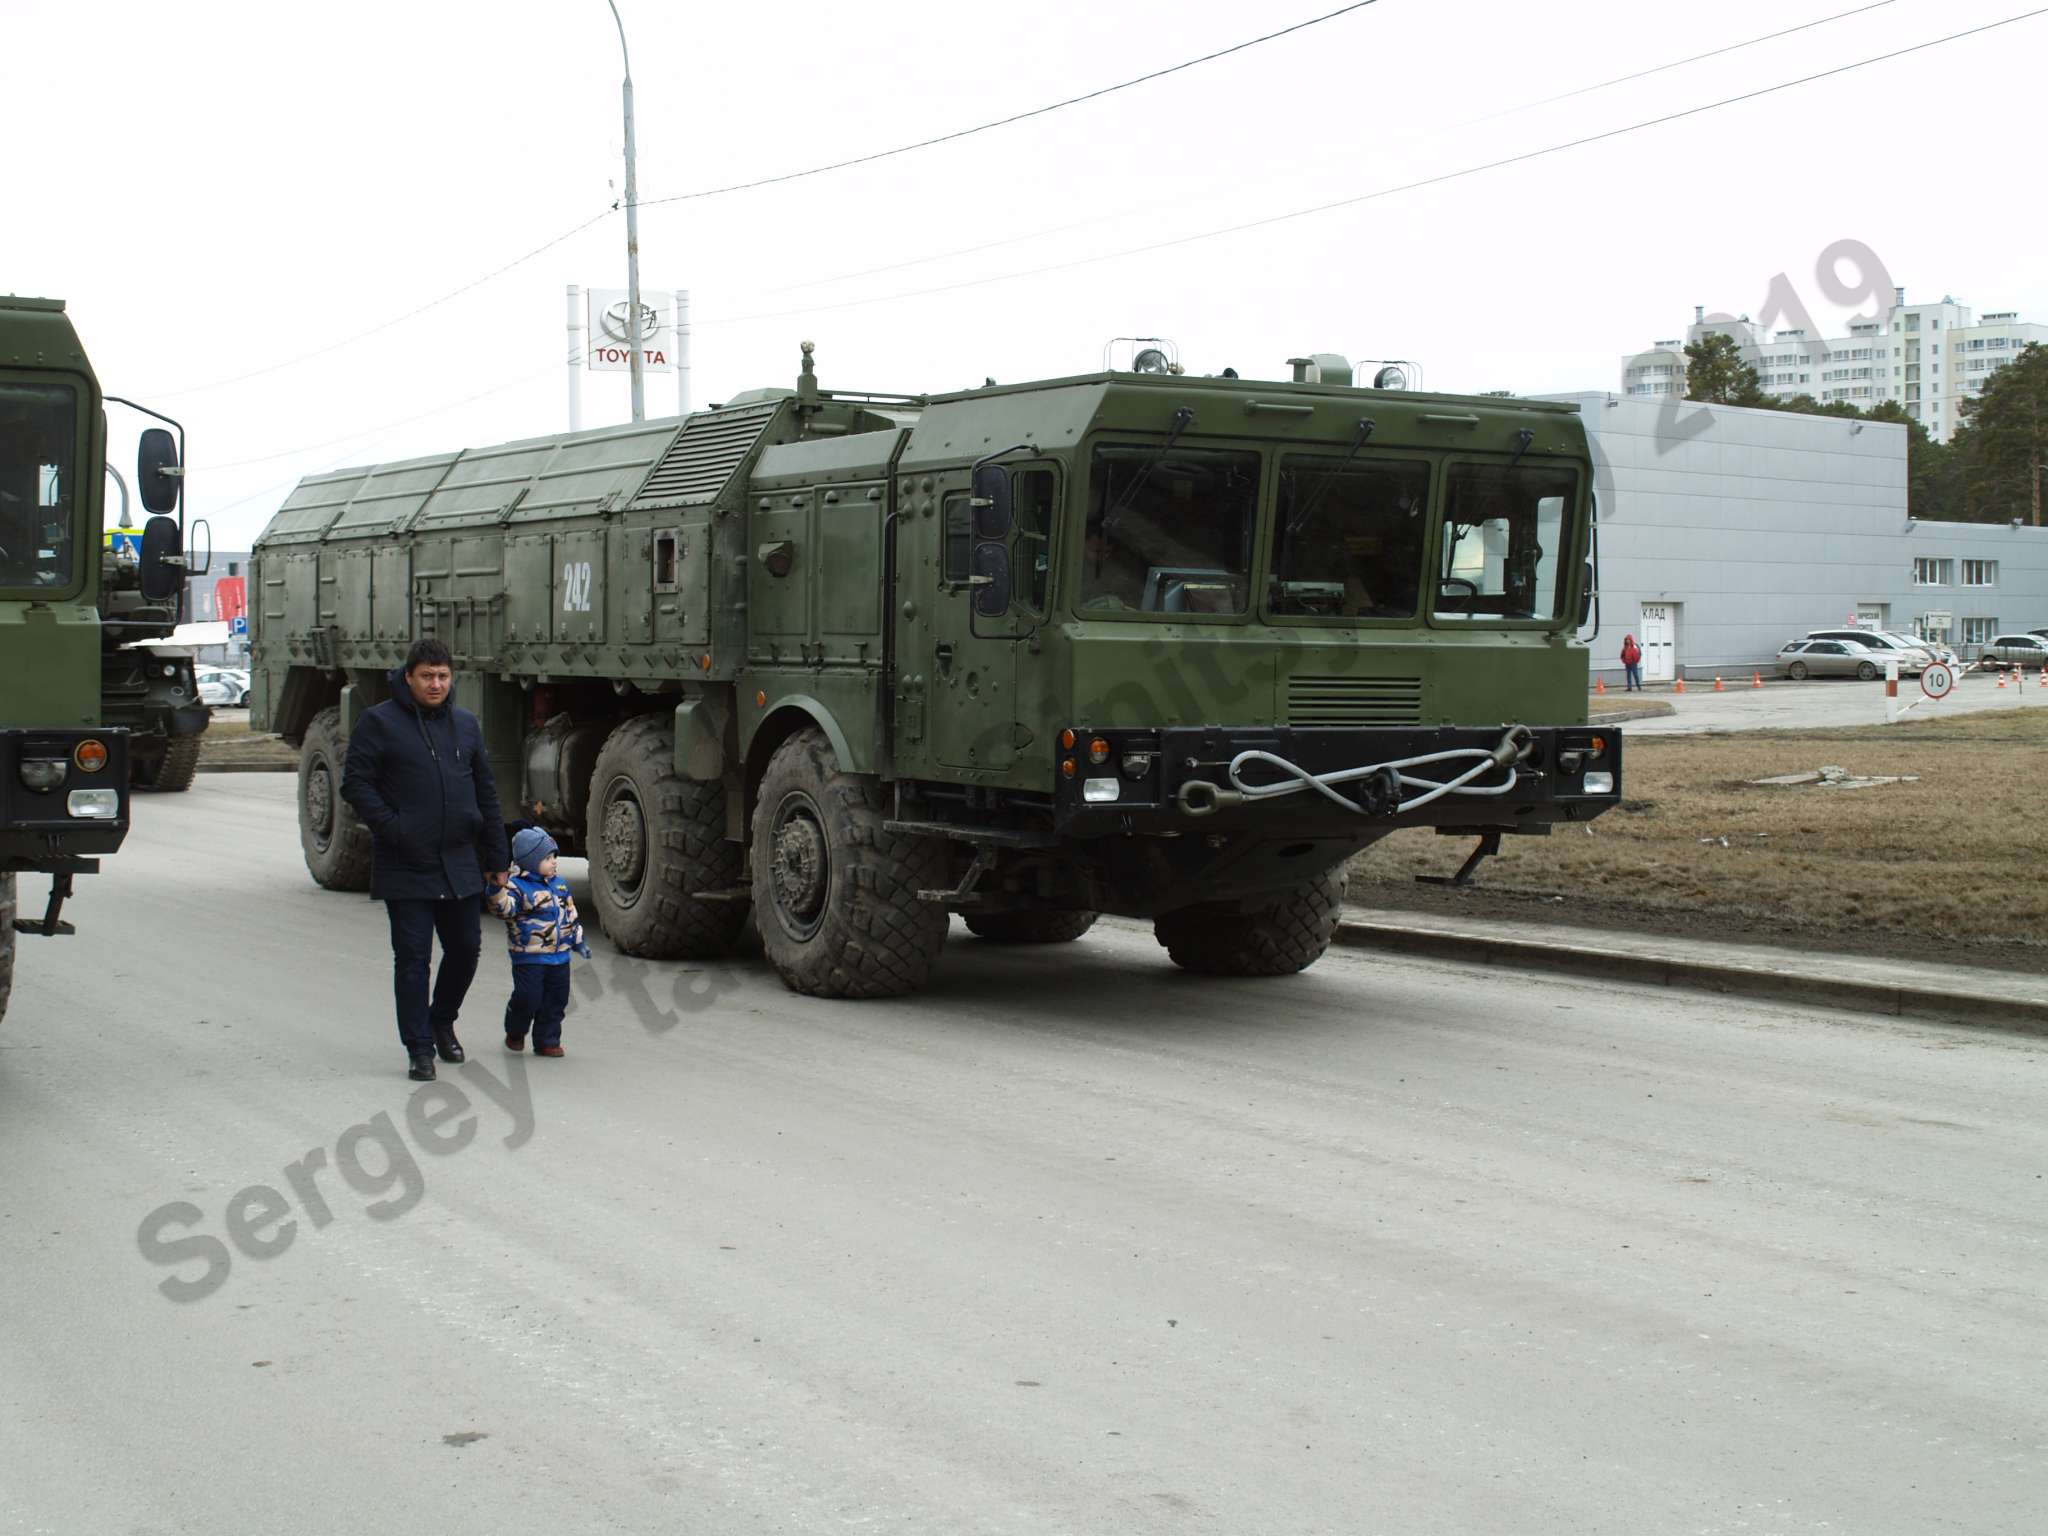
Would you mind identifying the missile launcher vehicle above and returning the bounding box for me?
[250,344,1620,998]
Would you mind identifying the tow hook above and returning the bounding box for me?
[1490,725,1534,768]
[1177,780,1245,818]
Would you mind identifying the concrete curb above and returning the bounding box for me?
[1333,918,2048,1036]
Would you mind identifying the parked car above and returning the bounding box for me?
[195,667,250,708]
[1804,629,1931,673]
[1777,639,1887,681]
[1979,633,2048,668]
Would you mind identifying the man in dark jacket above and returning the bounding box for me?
[342,638,510,1080]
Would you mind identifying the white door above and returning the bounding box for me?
[1639,603,1676,682]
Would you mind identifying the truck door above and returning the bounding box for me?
[926,461,1057,773]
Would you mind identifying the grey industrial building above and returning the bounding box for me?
[1541,394,2048,685]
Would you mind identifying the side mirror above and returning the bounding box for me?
[970,463,1012,539]
[971,542,1011,617]
[188,517,213,577]
[139,514,183,601]
[138,428,181,515]
[1579,560,1595,628]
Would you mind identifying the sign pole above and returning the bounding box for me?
[566,284,583,432]
[676,287,691,417]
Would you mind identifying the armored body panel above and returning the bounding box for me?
[252,352,1620,998]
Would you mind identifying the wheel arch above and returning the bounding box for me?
[743,699,860,798]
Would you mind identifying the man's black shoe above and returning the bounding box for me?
[408,1052,436,1081]
[434,1030,465,1065]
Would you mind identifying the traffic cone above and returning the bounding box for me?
[1713,675,1725,692]
[1998,671,2007,688]
[1674,676,1686,694]
[1595,677,1606,696]
[1752,671,1763,689]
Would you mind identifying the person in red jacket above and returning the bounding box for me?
[1620,633,1643,692]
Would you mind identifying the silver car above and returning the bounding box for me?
[1777,639,1887,681]
[1803,629,1930,673]
[1980,633,2048,668]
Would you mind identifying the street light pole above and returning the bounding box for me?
[606,0,645,423]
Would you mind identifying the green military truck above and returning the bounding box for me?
[1,297,186,1021]
[249,345,1620,998]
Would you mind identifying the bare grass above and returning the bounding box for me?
[1346,709,2048,973]
[198,717,298,772]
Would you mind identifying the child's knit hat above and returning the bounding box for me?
[512,826,559,872]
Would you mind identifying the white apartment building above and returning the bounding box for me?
[1621,288,2046,443]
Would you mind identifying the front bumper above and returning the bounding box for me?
[0,728,132,871]
[1050,723,1621,835]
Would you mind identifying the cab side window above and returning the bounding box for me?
[942,494,971,583]
[1011,467,1056,616]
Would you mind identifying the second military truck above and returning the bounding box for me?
[249,346,1620,997]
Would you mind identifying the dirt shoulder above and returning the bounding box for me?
[198,717,297,772]
[1346,709,2048,976]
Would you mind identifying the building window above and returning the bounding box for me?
[1962,559,1998,586]
[1962,617,2000,647]
[1912,557,1953,586]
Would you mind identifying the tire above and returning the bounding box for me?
[751,728,948,998]
[964,910,1099,944]
[1856,661,1879,681]
[135,734,202,793]
[1787,661,1809,681]
[0,872,14,1027]
[237,692,249,707]
[299,706,373,891]
[586,713,748,959]
[1154,869,1344,977]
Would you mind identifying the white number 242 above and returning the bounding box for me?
[561,560,593,612]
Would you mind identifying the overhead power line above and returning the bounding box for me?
[149,211,614,401]
[146,2,1384,403]
[703,7,2048,329]
[1480,0,1901,122]
[748,0,1902,303]
[630,1,1384,211]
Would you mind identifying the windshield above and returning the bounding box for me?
[1269,454,1428,619]
[1082,444,1257,615]
[1435,461,1579,623]
[0,384,78,591]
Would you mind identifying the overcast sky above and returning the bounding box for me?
[9,0,2046,550]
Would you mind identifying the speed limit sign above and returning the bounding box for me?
[1920,662,1956,699]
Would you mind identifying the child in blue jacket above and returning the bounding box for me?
[486,827,591,1057]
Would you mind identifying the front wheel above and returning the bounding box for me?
[299,707,373,890]
[1787,661,1809,681]
[135,734,201,793]
[1154,871,1344,977]
[585,713,748,959]
[964,910,1098,944]
[752,729,947,998]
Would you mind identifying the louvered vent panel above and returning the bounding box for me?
[629,403,781,508]
[1285,675,1423,726]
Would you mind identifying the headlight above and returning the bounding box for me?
[67,788,120,819]
[1081,777,1121,804]
[1582,772,1615,795]
[18,758,66,792]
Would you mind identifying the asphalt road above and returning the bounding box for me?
[1626,667,2041,735]
[4,778,2045,1534]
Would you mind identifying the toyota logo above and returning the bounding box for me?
[600,299,662,344]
